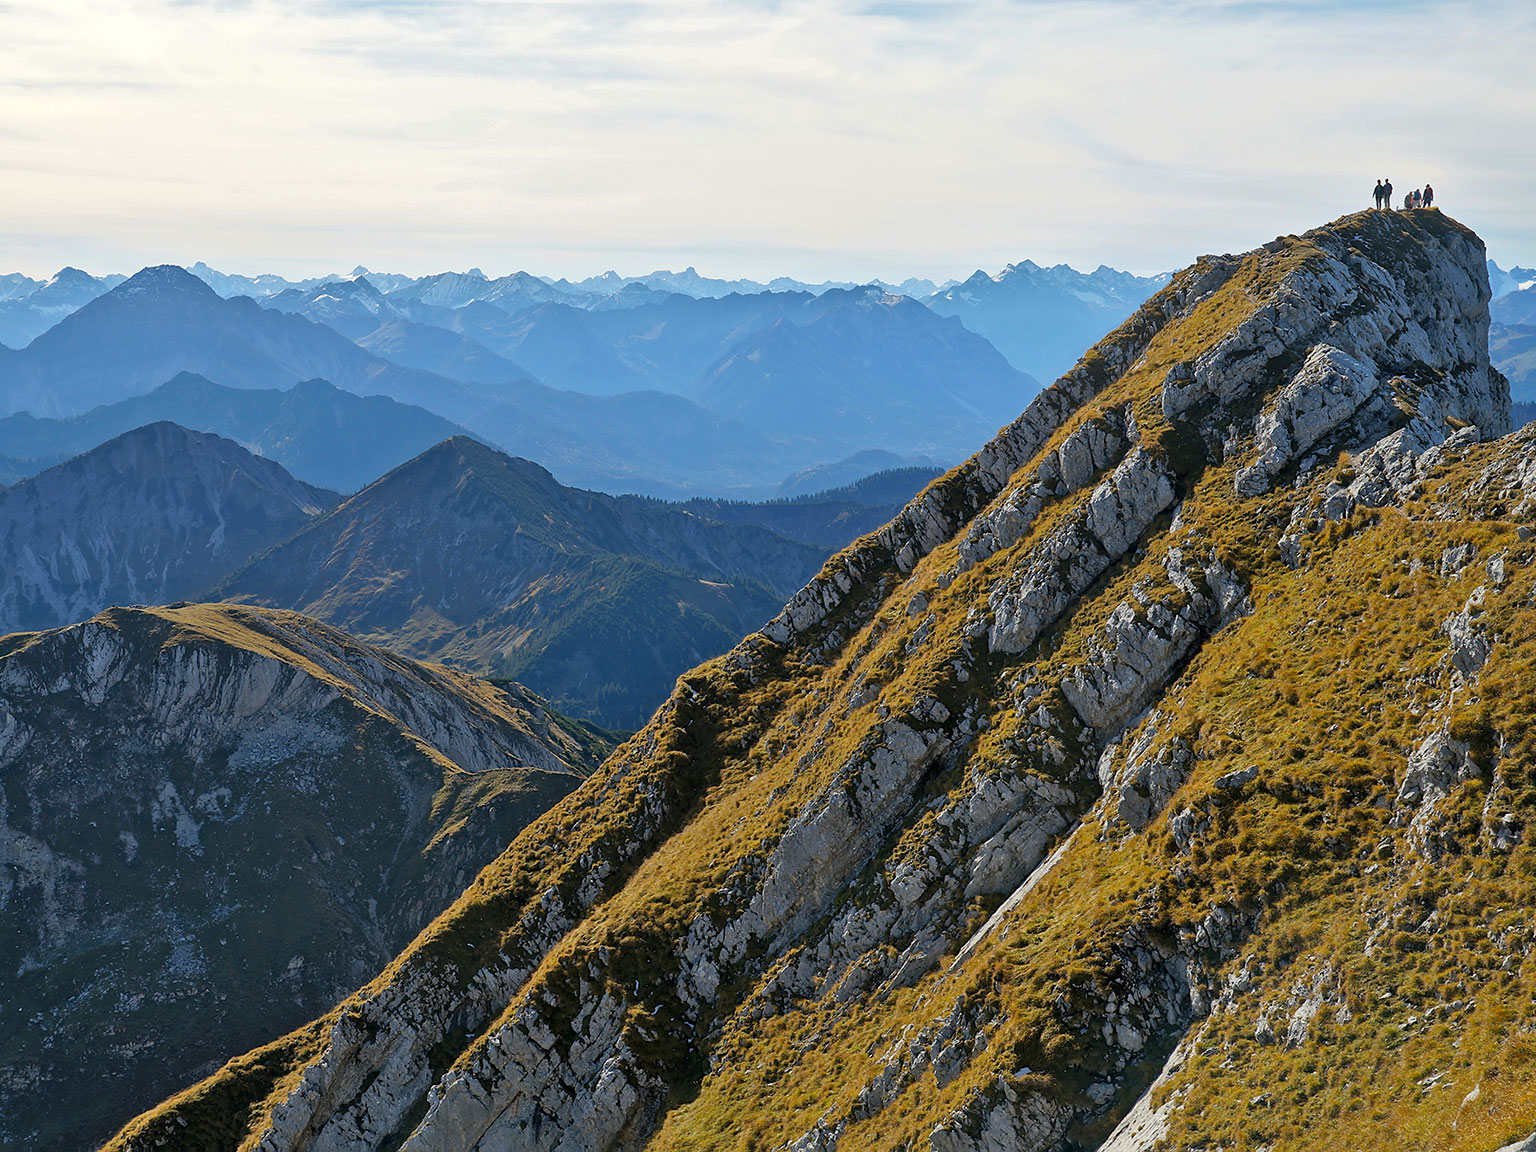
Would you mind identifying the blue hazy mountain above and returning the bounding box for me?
[0,267,127,349]
[1492,283,1536,328]
[774,448,939,497]
[356,320,532,387]
[925,259,1167,382]
[389,268,584,312]
[0,266,493,420]
[1491,322,1536,402]
[1488,260,1536,299]
[0,273,42,301]
[0,373,477,493]
[444,301,654,395]
[263,275,412,339]
[687,288,1038,460]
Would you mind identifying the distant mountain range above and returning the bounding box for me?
[0,423,335,634]
[0,267,125,348]
[216,437,830,728]
[0,420,935,727]
[1488,259,1536,298]
[686,289,1034,459]
[1492,282,1536,327]
[179,260,944,307]
[1491,322,1536,401]
[0,268,1049,496]
[775,449,939,497]
[926,259,1169,382]
[0,372,475,492]
[0,602,608,1151]
[0,266,489,420]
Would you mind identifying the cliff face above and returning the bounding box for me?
[112,210,1536,1152]
[0,605,609,1151]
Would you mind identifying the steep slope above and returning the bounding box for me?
[0,422,335,634]
[0,374,476,492]
[0,265,487,420]
[927,260,1166,383]
[217,438,827,728]
[113,209,1536,1152]
[687,288,1039,461]
[0,603,609,1151]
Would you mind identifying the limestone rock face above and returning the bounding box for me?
[112,211,1536,1152]
[0,605,603,1152]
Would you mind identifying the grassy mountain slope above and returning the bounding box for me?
[216,437,829,728]
[109,208,1534,1152]
[0,373,476,493]
[0,603,611,1151]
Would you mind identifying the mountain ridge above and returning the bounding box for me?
[109,209,1530,1152]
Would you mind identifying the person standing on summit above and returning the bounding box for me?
[1383,178,1394,209]
[1423,184,1435,208]
[1374,179,1386,208]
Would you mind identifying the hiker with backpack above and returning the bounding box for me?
[1423,184,1434,208]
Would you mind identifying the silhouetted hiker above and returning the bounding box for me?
[1423,184,1435,208]
[1374,179,1386,208]
[1383,179,1394,208]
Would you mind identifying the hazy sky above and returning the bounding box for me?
[2,0,1532,283]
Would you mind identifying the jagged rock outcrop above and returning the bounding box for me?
[0,604,608,1151]
[114,210,1536,1152]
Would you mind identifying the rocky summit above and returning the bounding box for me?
[110,210,1536,1152]
[0,604,610,1151]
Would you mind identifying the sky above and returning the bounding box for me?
[2,0,1533,284]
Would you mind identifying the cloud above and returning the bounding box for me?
[0,0,1531,280]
